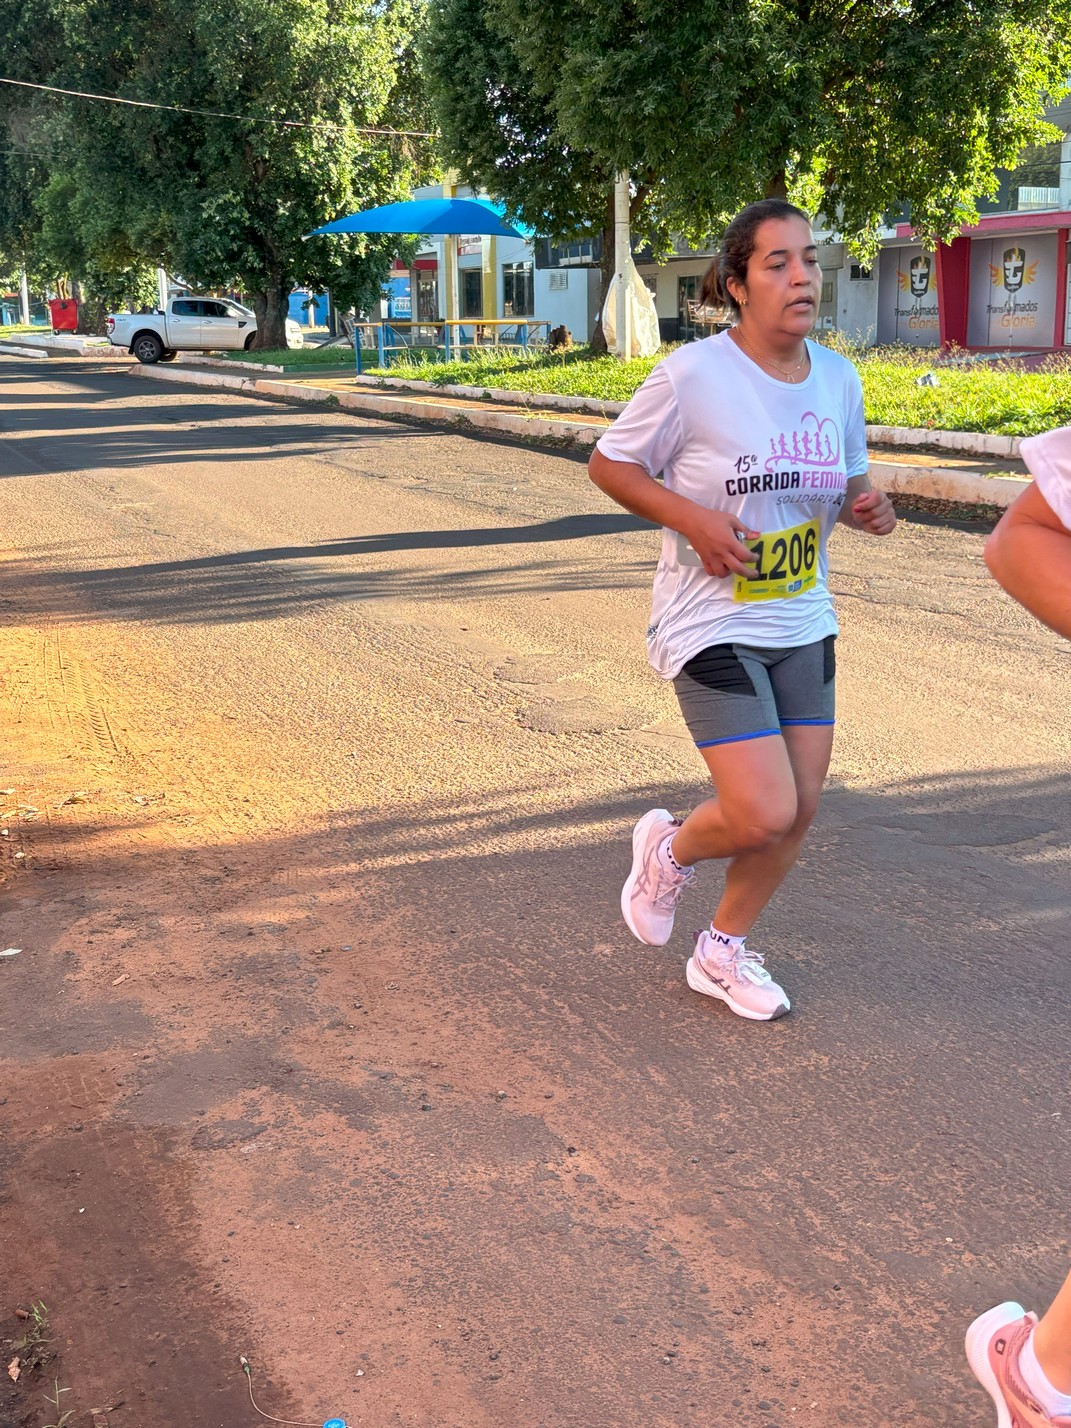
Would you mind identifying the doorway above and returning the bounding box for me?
[461,269,483,319]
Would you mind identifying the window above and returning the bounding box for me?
[203,301,230,318]
[821,280,834,305]
[502,262,534,316]
[172,299,199,316]
[548,271,568,291]
[849,264,873,282]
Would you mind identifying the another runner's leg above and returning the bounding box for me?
[1034,1270,1071,1398]
[966,1267,1071,1421]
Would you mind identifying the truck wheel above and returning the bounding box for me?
[244,333,257,350]
[132,333,164,364]
[159,349,177,362]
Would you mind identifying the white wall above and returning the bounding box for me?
[838,264,880,344]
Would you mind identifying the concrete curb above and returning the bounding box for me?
[865,425,1021,459]
[0,343,49,360]
[867,459,1027,508]
[102,360,1032,508]
[177,353,352,376]
[0,333,114,357]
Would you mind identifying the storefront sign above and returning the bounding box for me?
[967,233,1057,347]
[876,246,940,346]
[458,235,482,256]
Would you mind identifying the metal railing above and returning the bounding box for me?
[352,318,551,372]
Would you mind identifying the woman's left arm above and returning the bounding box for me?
[838,474,897,535]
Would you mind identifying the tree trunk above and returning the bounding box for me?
[250,276,290,349]
[765,170,789,199]
[589,190,617,354]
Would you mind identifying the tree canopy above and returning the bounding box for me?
[0,0,433,341]
[424,0,1071,263]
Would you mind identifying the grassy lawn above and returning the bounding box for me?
[361,341,1071,437]
[220,345,355,368]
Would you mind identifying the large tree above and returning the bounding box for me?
[1,0,433,343]
[424,0,1071,308]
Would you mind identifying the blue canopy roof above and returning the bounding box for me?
[306,197,532,240]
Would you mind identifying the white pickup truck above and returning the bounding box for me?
[106,296,270,363]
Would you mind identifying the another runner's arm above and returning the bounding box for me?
[838,474,896,535]
[589,450,760,579]
[985,481,1071,640]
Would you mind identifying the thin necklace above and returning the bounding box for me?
[733,326,809,381]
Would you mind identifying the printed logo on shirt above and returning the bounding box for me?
[764,412,841,472]
[724,412,845,496]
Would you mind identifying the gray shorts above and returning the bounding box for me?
[672,637,836,748]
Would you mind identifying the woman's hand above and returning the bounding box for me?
[681,507,761,578]
[850,488,896,535]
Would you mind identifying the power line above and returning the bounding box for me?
[0,147,60,159]
[0,77,435,138]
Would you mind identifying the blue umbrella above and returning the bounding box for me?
[305,197,531,239]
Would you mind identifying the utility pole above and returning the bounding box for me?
[19,268,30,326]
[613,172,632,362]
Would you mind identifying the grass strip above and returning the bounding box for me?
[360,339,1071,438]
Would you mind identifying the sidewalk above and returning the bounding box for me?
[0,334,1032,508]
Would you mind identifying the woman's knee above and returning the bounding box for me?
[728,792,798,850]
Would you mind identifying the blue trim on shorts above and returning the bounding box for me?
[780,718,836,727]
[695,728,781,749]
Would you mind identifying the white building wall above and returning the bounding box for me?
[838,264,880,344]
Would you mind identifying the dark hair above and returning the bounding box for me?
[698,199,811,318]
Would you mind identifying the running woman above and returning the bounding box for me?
[965,423,1071,1427]
[589,198,895,1020]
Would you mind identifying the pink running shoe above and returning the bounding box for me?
[966,1302,1071,1427]
[620,808,693,946]
[686,930,791,1021]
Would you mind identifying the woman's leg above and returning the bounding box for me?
[710,723,834,935]
[670,723,834,937]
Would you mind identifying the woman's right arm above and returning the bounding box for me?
[588,449,759,580]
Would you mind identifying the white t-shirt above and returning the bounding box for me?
[1021,425,1071,530]
[596,331,868,678]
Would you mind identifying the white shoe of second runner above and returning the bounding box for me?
[686,931,791,1021]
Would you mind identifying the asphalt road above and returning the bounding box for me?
[0,356,1069,1428]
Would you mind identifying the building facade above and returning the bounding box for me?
[389,182,601,342]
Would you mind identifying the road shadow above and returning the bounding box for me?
[0,762,1067,1428]
[0,506,657,625]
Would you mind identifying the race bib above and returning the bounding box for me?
[732,517,819,603]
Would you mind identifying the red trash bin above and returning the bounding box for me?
[47,298,79,332]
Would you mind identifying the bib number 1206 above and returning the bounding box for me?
[732,517,820,603]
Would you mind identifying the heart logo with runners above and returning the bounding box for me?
[765,411,842,473]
